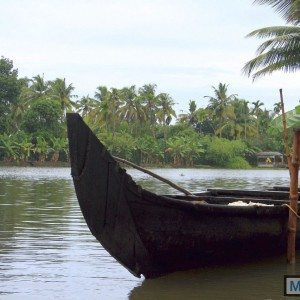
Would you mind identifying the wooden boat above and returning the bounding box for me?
[67,113,297,279]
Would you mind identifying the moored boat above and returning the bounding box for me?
[67,113,297,279]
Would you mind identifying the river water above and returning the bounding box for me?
[0,167,299,299]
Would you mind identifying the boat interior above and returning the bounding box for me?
[164,186,293,206]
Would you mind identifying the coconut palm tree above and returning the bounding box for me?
[138,84,158,125]
[49,78,76,114]
[243,0,300,79]
[188,100,197,125]
[273,101,282,114]
[109,88,122,136]
[251,100,264,115]
[251,100,265,134]
[77,95,97,118]
[30,75,49,98]
[205,83,237,137]
[119,86,138,122]
[93,86,111,129]
[10,97,29,131]
[156,93,176,126]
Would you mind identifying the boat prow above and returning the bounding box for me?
[67,113,158,277]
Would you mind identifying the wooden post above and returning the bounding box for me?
[280,89,291,168]
[287,129,300,264]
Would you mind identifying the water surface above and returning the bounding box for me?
[0,167,298,299]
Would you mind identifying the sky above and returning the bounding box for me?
[1,0,299,113]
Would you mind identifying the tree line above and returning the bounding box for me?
[0,56,287,168]
[0,0,299,168]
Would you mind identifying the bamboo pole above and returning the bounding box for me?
[113,156,194,196]
[280,89,291,167]
[287,129,300,264]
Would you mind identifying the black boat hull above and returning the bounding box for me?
[67,113,294,278]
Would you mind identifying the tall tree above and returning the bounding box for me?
[0,57,22,132]
[188,100,197,125]
[49,78,76,115]
[77,95,97,118]
[29,75,49,99]
[251,100,265,134]
[119,86,138,123]
[205,83,237,137]
[157,93,176,126]
[138,84,158,126]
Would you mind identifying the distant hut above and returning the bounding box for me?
[256,151,285,168]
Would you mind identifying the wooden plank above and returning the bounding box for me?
[207,188,289,199]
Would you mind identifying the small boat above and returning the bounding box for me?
[67,113,297,279]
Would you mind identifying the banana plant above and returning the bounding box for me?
[0,134,19,162]
[18,138,35,162]
[50,137,68,162]
[34,137,50,162]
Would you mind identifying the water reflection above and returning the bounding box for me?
[0,167,294,299]
[130,256,299,300]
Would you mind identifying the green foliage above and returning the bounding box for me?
[226,156,251,169]
[203,137,248,167]
[0,57,21,105]
[22,98,63,137]
[0,57,22,132]
[0,133,19,161]
[0,56,289,168]
[98,131,137,161]
[137,135,164,165]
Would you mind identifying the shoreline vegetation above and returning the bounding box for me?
[0,57,288,170]
[0,161,287,170]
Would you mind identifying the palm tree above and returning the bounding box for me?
[94,86,111,130]
[156,93,176,126]
[10,97,29,131]
[138,84,158,126]
[119,86,138,122]
[109,88,122,136]
[30,75,49,98]
[188,100,197,125]
[49,78,76,114]
[243,1,300,79]
[77,95,97,118]
[273,101,282,114]
[251,100,264,115]
[21,75,49,103]
[205,83,237,137]
[251,100,265,134]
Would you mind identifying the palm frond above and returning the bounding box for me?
[254,0,300,25]
[243,25,300,79]
[243,47,300,79]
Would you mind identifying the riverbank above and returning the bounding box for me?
[0,161,288,170]
[0,161,70,168]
